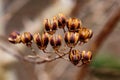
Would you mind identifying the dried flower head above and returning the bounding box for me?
[8,13,93,67]
[64,32,79,47]
[8,31,21,44]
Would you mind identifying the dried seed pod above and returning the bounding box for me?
[81,51,92,64]
[67,18,82,32]
[69,50,81,65]
[8,31,21,44]
[50,35,62,50]
[64,32,79,47]
[58,13,67,28]
[21,32,33,46]
[33,32,49,50]
[44,18,57,35]
[79,27,93,43]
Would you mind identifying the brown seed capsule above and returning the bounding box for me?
[33,32,49,50]
[44,17,57,35]
[79,27,93,43]
[64,32,79,47]
[8,31,21,44]
[81,51,92,64]
[20,32,33,46]
[67,18,82,32]
[58,13,67,28]
[50,35,62,50]
[69,50,81,65]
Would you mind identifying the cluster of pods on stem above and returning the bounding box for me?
[8,13,93,66]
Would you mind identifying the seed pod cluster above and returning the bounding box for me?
[69,50,92,65]
[8,13,93,66]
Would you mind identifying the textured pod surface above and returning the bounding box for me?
[50,35,62,50]
[79,27,93,43]
[44,18,57,35]
[69,50,81,65]
[58,13,67,28]
[20,32,33,46]
[8,31,21,44]
[67,18,82,32]
[64,32,79,47]
[33,32,49,50]
[81,51,92,64]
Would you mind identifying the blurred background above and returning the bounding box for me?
[0,0,120,80]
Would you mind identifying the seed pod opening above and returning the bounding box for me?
[81,51,92,64]
[67,18,82,32]
[79,27,93,43]
[64,32,79,47]
[69,50,81,65]
[8,31,21,44]
[33,32,49,50]
[58,13,66,28]
[20,32,33,46]
[44,18,57,35]
[50,35,62,50]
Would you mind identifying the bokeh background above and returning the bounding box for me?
[0,0,120,80]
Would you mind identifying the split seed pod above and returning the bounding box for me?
[67,18,82,32]
[44,17,57,35]
[79,27,93,43]
[50,35,62,50]
[33,32,49,50]
[8,31,21,44]
[58,13,67,28]
[20,32,33,46]
[64,32,79,47]
[69,50,81,65]
[81,51,92,64]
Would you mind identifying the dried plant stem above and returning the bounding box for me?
[76,8,120,80]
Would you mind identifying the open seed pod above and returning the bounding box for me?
[57,13,67,29]
[8,31,21,44]
[33,32,49,50]
[50,35,62,50]
[81,51,92,64]
[79,27,93,43]
[64,32,79,47]
[20,32,33,46]
[69,49,81,65]
[44,18,57,35]
[67,18,82,32]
